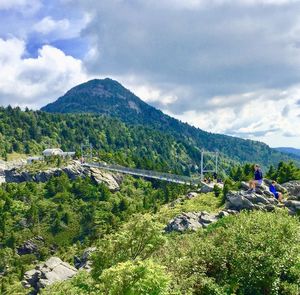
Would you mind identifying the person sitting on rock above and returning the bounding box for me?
[248,164,263,192]
[269,180,283,202]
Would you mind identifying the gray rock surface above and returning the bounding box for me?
[74,247,96,272]
[0,161,122,191]
[22,257,77,293]
[165,209,238,233]
[17,236,45,255]
[282,181,300,200]
[199,183,214,193]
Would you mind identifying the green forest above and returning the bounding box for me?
[0,106,298,175]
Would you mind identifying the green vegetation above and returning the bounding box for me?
[229,162,300,184]
[0,173,188,294]
[43,210,300,295]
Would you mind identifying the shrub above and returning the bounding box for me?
[176,211,300,295]
[92,213,165,278]
[98,260,171,295]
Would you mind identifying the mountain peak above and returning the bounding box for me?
[41,78,148,117]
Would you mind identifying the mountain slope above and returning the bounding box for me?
[41,78,298,167]
[275,147,300,158]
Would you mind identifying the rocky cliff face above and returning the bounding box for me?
[0,161,123,191]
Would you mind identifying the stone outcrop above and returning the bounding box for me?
[165,209,238,233]
[74,247,96,272]
[0,161,122,191]
[17,236,45,256]
[22,257,77,293]
[226,190,278,212]
[282,181,300,200]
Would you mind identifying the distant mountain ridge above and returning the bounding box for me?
[41,78,299,167]
[275,147,300,158]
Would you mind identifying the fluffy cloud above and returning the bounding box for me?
[33,16,70,35]
[0,38,88,109]
[168,85,300,147]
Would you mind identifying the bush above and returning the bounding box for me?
[175,211,300,295]
[98,260,171,295]
[92,213,166,278]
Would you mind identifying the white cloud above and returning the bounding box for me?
[0,38,89,109]
[33,16,70,35]
[168,85,300,147]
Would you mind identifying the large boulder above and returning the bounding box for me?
[282,181,300,200]
[90,167,122,191]
[199,183,214,193]
[165,212,203,232]
[165,209,238,233]
[226,191,255,211]
[22,257,77,293]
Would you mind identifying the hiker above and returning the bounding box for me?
[248,164,263,192]
[269,180,283,202]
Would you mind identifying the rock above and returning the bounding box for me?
[1,160,122,192]
[282,181,300,200]
[165,212,203,232]
[200,211,218,224]
[22,257,77,292]
[217,210,230,218]
[17,236,45,255]
[186,192,198,199]
[199,183,214,193]
[240,181,250,190]
[226,191,255,211]
[90,168,122,191]
[75,247,96,272]
[284,200,300,210]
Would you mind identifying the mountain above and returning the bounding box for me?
[275,147,300,158]
[41,78,298,168]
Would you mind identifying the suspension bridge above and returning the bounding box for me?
[83,161,200,185]
[80,143,219,186]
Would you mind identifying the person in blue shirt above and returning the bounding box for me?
[248,164,263,192]
[269,180,283,202]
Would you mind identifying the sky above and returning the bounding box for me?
[0,0,300,148]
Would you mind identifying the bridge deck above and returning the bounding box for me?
[83,162,200,185]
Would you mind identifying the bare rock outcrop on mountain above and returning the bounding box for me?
[165,209,238,233]
[0,161,122,191]
[22,257,77,294]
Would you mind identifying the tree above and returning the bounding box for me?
[98,260,171,295]
[92,214,166,278]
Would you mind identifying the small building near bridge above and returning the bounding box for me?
[42,149,75,158]
[42,148,64,157]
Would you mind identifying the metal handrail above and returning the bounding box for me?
[83,162,200,185]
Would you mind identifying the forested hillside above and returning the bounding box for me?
[0,106,204,175]
[42,78,300,167]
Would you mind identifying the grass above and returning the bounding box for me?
[5,152,28,161]
[157,192,224,224]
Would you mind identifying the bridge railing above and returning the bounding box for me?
[84,162,200,185]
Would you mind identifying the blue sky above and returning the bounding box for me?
[0,0,300,148]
